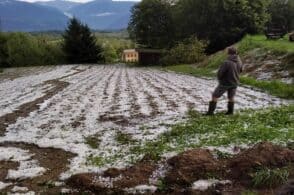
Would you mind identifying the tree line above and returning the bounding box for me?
[0,18,134,68]
[128,0,294,54]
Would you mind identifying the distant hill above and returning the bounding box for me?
[69,0,137,30]
[0,0,137,32]
[0,0,69,32]
[35,0,81,12]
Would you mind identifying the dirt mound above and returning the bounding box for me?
[165,149,220,187]
[67,159,156,193]
[0,161,19,181]
[114,161,156,188]
[243,48,293,83]
[276,180,294,195]
[228,142,294,181]
[0,142,76,193]
[68,142,294,194]
[67,173,114,194]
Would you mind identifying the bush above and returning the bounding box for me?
[101,44,118,63]
[0,32,66,67]
[240,76,294,99]
[161,37,206,65]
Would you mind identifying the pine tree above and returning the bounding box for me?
[63,18,103,64]
[0,33,8,68]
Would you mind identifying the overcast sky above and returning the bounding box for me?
[20,0,141,3]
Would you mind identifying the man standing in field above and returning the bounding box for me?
[206,47,243,115]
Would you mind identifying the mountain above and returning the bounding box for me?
[35,0,81,12]
[0,0,69,32]
[69,0,137,30]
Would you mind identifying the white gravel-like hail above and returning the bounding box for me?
[0,147,46,180]
[192,179,232,191]
[0,65,290,182]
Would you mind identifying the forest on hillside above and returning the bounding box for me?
[0,0,293,68]
[128,0,294,53]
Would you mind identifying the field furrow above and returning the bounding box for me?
[0,65,290,193]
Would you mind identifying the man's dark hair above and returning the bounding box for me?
[228,47,237,55]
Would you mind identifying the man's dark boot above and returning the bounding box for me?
[206,101,217,115]
[225,102,234,115]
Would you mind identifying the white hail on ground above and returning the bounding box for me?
[0,65,289,180]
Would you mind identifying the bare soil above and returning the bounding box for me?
[0,66,290,194]
[0,66,85,193]
[0,142,76,193]
[67,142,294,194]
[0,66,87,136]
[0,161,19,181]
[0,80,69,136]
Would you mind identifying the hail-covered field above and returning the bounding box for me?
[0,65,289,193]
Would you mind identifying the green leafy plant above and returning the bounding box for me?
[115,132,136,145]
[85,135,101,149]
[157,178,168,192]
[251,167,289,188]
[129,105,294,160]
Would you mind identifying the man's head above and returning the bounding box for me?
[228,47,238,55]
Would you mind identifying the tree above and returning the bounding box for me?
[63,18,103,64]
[174,0,271,53]
[161,37,206,65]
[268,0,294,31]
[0,33,8,68]
[128,0,175,49]
[5,33,44,67]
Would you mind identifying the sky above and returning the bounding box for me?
[20,0,141,3]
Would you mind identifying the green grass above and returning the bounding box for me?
[161,64,294,99]
[160,35,294,99]
[115,131,136,145]
[251,167,289,188]
[240,77,294,99]
[238,35,294,54]
[200,52,226,69]
[196,34,294,70]
[87,105,293,168]
[85,134,101,149]
[87,154,124,167]
[130,105,294,160]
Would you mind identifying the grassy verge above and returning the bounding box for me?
[158,34,294,99]
[251,167,289,188]
[240,77,294,99]
[161,64,215,77]
[238,35,294,54]
[163,35,294,99]
[160,64,294,99]
[130,105,294,160]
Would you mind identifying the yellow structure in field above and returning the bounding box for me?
[122,49,139,63]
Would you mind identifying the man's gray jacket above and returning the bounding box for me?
[217,54,243,87]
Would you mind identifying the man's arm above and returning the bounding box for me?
[238,56,243,73]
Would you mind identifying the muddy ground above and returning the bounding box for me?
[0,65,291,194]
[68,142,294,194]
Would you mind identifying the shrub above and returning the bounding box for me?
[0,32,66,67]
[161,37,206,65]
